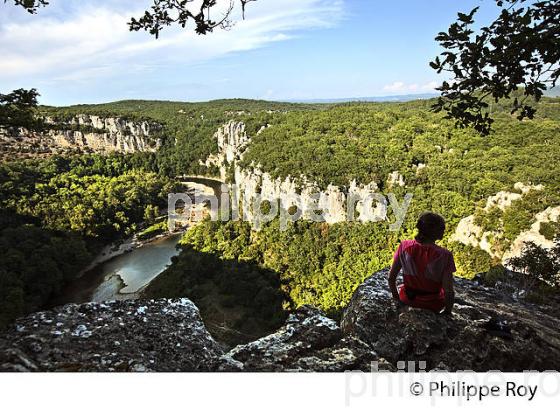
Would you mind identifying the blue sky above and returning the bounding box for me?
[0,0,503,106]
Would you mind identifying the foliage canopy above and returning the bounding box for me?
[432,0,560,135]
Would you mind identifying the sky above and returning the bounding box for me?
[0,0,504,106]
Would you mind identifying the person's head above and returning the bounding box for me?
[415,212,446,243]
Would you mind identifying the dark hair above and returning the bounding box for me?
[415,212,446,243]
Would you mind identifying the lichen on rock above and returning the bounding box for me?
[222,305,391,372]
[1,270,559,372]
[0,298,224,372]
[341,269,560,371]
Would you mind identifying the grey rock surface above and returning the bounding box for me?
[2,271,559,372]
[0,298,223,372]
[223,306,392,372]
[341,269,560,371]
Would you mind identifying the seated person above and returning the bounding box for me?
[388,212,456,314]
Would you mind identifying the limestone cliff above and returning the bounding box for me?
[451,183,560,265]
[1,270,559,372]
[0,114,162,160]
[46,114,162,153]
[205,121,387,225]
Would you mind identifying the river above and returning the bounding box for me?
[51,177,225,307]
[52,234,183,306]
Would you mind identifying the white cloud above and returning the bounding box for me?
[383,80,439,94]
[383,81,407,92]
[0,0,344,82]
[421,80,439,91]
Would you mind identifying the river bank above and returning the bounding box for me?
[50,233,183,306]
[77,224,185,277]
[77,176,221,277]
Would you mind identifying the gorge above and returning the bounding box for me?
[208,116,560,269]
[49,175,225,308]
[1,98,559,371]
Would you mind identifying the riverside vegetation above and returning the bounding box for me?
[0,153,178,327]
[1,97,559,337]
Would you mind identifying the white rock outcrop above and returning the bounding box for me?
[483,183,543,212]
[452,215,483,248]
[452,184,558,264]
[503,206,560,262]
[387,171,405,188]
[206,121,386,225]
[44,114,162,153]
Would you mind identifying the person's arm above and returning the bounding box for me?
[388,258,402,302]
[441,270,455,314]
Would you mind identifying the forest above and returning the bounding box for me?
[236,97,560,273]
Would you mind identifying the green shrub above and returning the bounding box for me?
[482,265,507,286]
[508,241,560,297]
[540,221,560,241]
[447,242,493,279]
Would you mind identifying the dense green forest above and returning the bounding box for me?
[0,153,176,327]
[240,98,560,192]
[148,219,399,317]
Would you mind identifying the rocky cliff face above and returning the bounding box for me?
[205,121,387,225]
[451,183,560,265]
[46,114,162,153]
[221,306,393,372]
[0,114,162,160]
[2,270,559,372]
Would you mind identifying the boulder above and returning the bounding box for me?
[341,269,560,371]
[223,306,393,371]
[0,299,223,372]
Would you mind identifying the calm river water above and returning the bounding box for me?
[52,234,182,306]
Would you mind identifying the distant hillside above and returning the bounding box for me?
[546,87,560,97]
[36,99,326,176]
[287,93,439,103]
